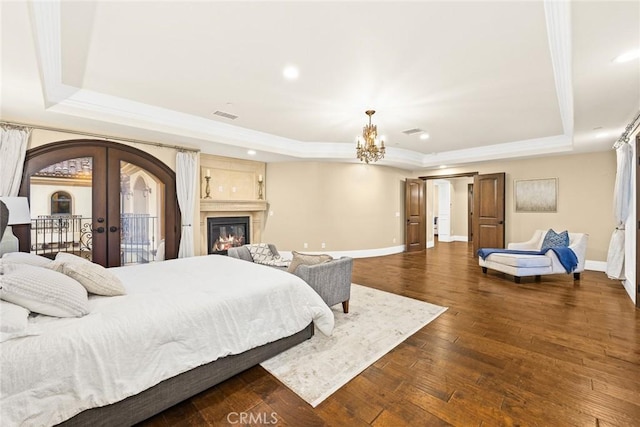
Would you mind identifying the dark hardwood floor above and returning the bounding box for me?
[140,242,640,426]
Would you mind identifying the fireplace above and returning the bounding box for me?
[207,216,250,255]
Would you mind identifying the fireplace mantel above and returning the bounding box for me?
[199,199,267,255]
[200,199,267,213]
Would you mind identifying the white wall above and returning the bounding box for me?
[30,185,92,218]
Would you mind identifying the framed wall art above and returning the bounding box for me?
[514,178,557,212]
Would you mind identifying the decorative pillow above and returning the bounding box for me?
[55,251,89,264]
[48,260,126,296]
[287,251,333,273]
[0,299,29,334]
[2,252,53,267]
[247,243,290,267]
[0,264,89,317]
[541,229,569,251]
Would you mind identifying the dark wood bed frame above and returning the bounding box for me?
[57,323,314,426]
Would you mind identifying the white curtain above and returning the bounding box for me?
[176,151,197,258]
[0,125,31,196]
[606,142,632,279]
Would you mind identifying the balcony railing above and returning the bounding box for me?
[30,215,92,260]
[30,214,160,264]
[120,213,158,265]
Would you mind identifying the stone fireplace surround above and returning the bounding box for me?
[199,199,267,256]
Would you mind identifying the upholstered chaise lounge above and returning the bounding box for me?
[228,245,353,313]
[479,230,588,283]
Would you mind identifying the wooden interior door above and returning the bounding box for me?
[472,173,505,254]
[468,183,474,242]
[405,178,426,252]
[17,140,179,267]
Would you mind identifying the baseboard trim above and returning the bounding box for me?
[279,245,406,259]
[278,249,609,269]
[585,260,606,272]
[451,235,469,242]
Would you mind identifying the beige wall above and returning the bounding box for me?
[262,162,410,252]
[417,151,617,262]
[426,180,435,244]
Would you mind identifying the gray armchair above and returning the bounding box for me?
[294,257,353,313]
[227,244,353,313]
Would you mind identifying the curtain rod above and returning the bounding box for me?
[0,120,201,153]
[613,110,640,149]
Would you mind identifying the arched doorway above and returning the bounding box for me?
[15,140,180,267]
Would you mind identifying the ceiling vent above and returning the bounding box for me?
[402,128,423,135]
[213,110,238,120]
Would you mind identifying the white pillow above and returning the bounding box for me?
[55,252,88,264]
[0,300,40,343]
[49,260,126,296]
[0,264,89,318]
[2,252,52,267]
[0,299,29,333]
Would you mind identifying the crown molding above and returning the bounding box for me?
[29,0,577,171]
[544,0,574,137]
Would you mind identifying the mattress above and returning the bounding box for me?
[0,255,334,426]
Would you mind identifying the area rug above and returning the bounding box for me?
[260,283,447,407]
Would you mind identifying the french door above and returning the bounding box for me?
[16,140,179,267]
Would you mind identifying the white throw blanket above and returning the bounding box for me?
[0,255,333,426]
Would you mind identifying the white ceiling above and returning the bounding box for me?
[1,1,639,170]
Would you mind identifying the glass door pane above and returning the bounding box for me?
[120,161,165,265]
[29,157,94,260]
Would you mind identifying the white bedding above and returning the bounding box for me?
[0,255,334,426]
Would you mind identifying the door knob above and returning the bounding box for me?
[109,226,118,232]
[96,227,105,233]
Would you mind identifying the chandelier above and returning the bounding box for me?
[356,110,385,164]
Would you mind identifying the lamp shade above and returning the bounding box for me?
[0,197,31,225]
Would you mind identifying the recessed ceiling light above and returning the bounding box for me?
[439,165,447,169]
[247,150,256,155]
[596,132,608,138]
[613,49,640,63]
[283,65,299,80]
[420,133,430,140]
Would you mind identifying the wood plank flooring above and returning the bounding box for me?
[139,242,640,426]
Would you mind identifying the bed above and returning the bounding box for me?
[0,255,334,426]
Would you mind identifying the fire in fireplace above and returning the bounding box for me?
[207,216,250,255]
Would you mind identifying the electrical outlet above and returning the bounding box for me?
[393,237,396,243]
[321,242,326,249]
[232,187,237,193]
[303,243,308,249]
[395,212,400,217]
[218,186,223,192]
[269,211,274,216]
